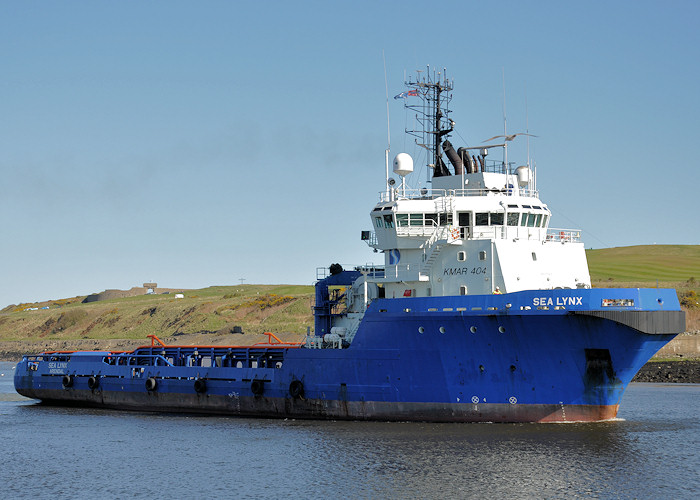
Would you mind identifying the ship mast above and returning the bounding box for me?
[403,67,454,183]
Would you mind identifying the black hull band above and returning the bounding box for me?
[20,388,619,423]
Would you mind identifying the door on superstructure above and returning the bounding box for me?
[458,212,471,239]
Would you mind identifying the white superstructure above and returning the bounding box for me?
[367,163,590,299]
[363,69,590,300]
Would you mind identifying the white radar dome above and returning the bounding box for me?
[515,165,531,187]
[393,153,414,177]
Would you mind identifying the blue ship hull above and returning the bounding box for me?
[14,288,683,422]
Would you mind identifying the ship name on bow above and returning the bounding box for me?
[533,296,583,306]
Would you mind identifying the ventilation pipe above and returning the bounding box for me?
[442,140,464,175]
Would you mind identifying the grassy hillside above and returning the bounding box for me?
[586,245,700,283]
[0,285,314,345]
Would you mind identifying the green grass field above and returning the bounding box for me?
[587,245,699,284]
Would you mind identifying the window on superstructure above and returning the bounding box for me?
[507,213,519,226]
[475,213,489,226]
[409,213,423,226]
[396,214,408,227]
[425,213,438,227]
[383,214,394,228]
[490,212,504,226]
[374,217,383,228]
[535,214,542,227]
[527,213,537,227]
[520,213,528,226]
[541,215,549,228]
[457,251,466,262]
[439,213,453,226]
[479,251,487,261]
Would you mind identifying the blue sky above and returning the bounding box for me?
[1,0,698,307]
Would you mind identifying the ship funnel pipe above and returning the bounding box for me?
[442,140,464,175]
[458,148,475,173]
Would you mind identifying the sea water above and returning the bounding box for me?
[1,362,698,499]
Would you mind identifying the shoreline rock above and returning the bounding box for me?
[632,360,700,384]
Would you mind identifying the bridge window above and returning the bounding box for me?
[507,213,519,226]
[527,213,537,227]
[374,217,383,228]
[475,213,489,226]
[520,213,528,226]
[535,214,542,227]
[541,215,549,227]
[490,212,504,226]
[383,214,394,228]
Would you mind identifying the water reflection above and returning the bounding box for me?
[1,361,698,499]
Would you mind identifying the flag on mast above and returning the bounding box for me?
[393,89,418,99]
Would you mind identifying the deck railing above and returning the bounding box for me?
[379,187,539,202]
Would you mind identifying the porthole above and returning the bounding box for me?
[418,326,425,334]
[439,326,446,334]
[457,251,466,262]
[498,326,506,333]
[470,326,477,333]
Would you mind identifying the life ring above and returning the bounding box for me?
[194,378,207,393]
[87,376,99,390]
[289,380,304,399]
[145,377,158,391]
[251,379,264,396]
[62,375,74,388]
